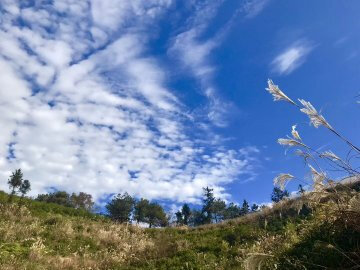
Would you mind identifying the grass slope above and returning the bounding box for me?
[1,189,360,270]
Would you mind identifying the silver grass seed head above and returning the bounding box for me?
[291,125,301,141]
[277,138,306,148]
[309,165,326,191]
[273,173,294,190]
[298,99,332,129]
[319,150,341,161]
[266,79,297,105]
[295,149,311,162]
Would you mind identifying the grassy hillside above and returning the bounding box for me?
[1,188,360,270]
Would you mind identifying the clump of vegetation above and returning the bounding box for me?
[36,190,94,211]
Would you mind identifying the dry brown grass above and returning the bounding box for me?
[0,202,154,270]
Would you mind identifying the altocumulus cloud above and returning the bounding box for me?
[0,0,260,204]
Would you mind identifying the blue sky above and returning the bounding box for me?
[0,0,360,209]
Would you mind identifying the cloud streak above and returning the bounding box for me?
[168,1,233,127]
[271,40,313,75]
[242,0,270,19]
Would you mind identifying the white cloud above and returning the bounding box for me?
[168,1,234,127]
[0,0,259,204]
[272,40,313,75]
[242,0,270,19]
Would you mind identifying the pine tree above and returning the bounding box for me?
[181,203,191,225]
[7,169,31,202]
[106,193,135,223]
[202,187,215,224]
[271,187,289,203]
[134,198,150,224]
[240,199,250,215]
[251,203,259,212]
[175,210,183,225]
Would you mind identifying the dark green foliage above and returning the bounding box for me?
[19,179,31,197]
[212,198,226,223]
[189,209,205,226]
[251,203,259,212]
[147,202,168,228]
[181,203,191,225]
[240,199,250,215]
[134,199,168,227]
[134,198,150,223]
[175,204,194,226]
[8,169,23,195]
[175,210,183,225]
[70,192,94,211]
[106,192,135,223]
[7,169,31,201]
[201,186,215,224]
[223,202,241,220]
[37,191,73,207]
[36,190,94,211]
[271,187,289,203]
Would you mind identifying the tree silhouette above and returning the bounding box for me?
[175,210,183,225]
[134,198,150,224]
[271,187,289,203]
[7,169,31,202]
[106,193,135,223]
[251,203,259,212]
[181,203,191,225]
[202,186,215,224]
[212,198,226,223]
[240,199,250,215]
[223,202,241,220]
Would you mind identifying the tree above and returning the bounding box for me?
[251,203,259,212]
[240,200,250,215]
[19,180,31,199]
[189,209,205,226]
[175,210,184,225]
[134,198,150,224]
[70,192,94,211]
[36,191,94,211]
[181,203,191,225]
[7,169,31,201]
[202,186,215,224]
[212,198,226,223]
[271,187,289,203]
[223,202,241,220]
[106,193,135,223]
[36,191,72,207]
[146,202,168,228]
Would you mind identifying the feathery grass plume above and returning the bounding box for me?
[319,150,341,161]
[298,99,332,129]
[277,138,306,148]
[309,165,326,191]
[291,125,301,140]
[273,173,294,190]
[349,194,360,214]
[266,79,297,105]
[295,149,311,163]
